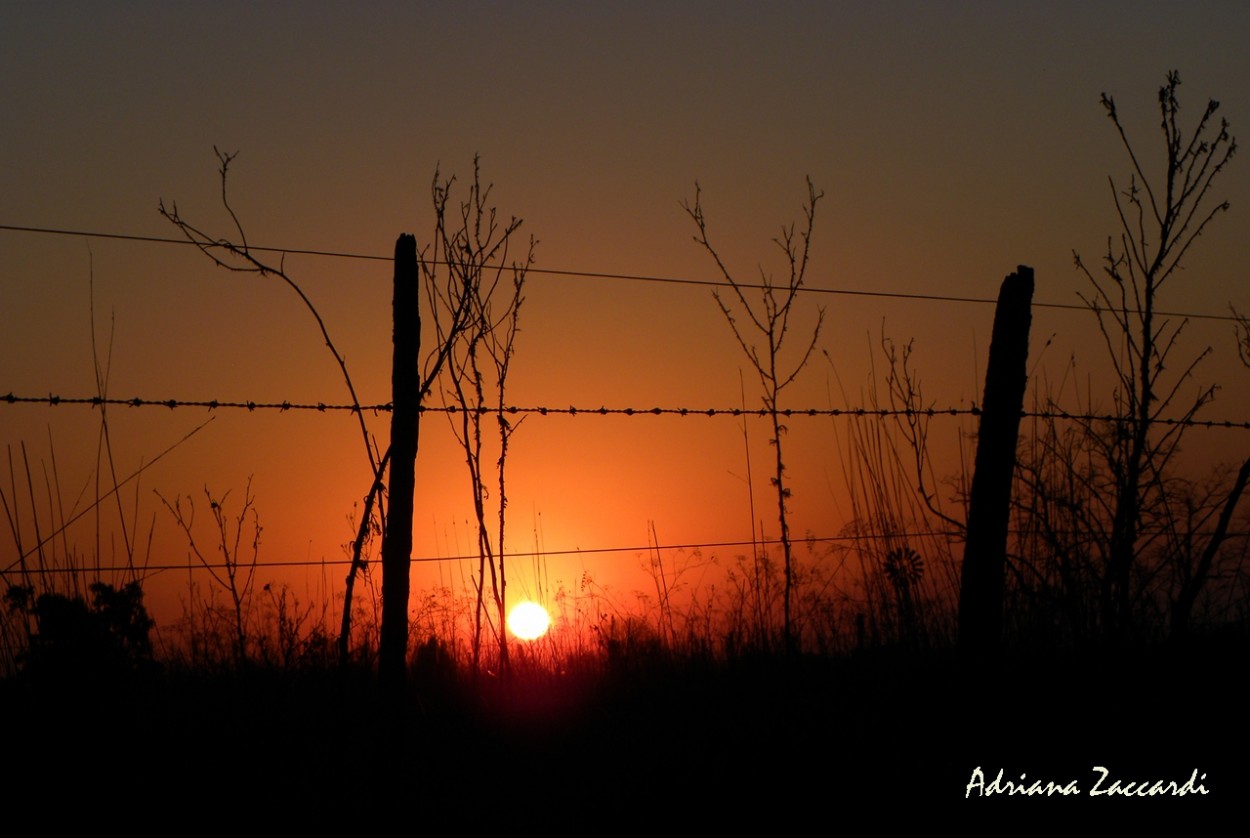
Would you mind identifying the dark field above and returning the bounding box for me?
[4,639,1242,820]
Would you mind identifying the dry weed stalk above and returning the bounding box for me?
[683,178,826,652]
[158,481,261,664]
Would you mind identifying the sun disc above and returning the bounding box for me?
[507,601,551,640]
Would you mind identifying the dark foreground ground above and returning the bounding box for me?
[2,640,1242,821]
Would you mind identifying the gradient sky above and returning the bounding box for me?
[4,1,1249,629]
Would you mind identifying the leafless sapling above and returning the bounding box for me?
[157,481,261,665]
[682,178,826,652]
[433,157,533,675]
[1072,71,1237,640]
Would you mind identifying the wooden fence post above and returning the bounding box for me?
[380,234,420,731]
[958,265,1034,666]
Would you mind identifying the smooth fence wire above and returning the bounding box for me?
[2,222,1244,322]
[7,526,1250,578]
[1,531,928,577]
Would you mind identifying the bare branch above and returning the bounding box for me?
[160,152,380,476]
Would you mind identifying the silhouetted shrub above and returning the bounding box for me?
[9,581,155,678]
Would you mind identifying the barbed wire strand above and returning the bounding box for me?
[1,223,1241,322]
[4,392,1250,429]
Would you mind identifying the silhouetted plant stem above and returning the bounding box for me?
[735,372,767,644]
[159,148,385,663]
[491,271,527,672]
[87,254,137,583]
[683,178,825,653]
[437,159,531,677]
[157,481,261,666]
[1170,455,1250,639]
[1073,71,1236,643]
[1166,307,1250,638]
[339,449,389,665]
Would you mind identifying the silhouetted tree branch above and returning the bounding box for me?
[160,148,380,476]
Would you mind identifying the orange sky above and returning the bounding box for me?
[4,2,1250,635]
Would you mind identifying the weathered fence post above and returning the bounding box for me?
[380,234,420,732]
[958,265,1034,665]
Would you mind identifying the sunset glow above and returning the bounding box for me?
[4,7,1250,809]
[4,5,1247,635]
[507,601,551,641]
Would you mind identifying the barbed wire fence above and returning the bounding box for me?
[4,222,1250,585]
[4,389,1249,577]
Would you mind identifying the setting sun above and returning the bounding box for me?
[506,601,551,641]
